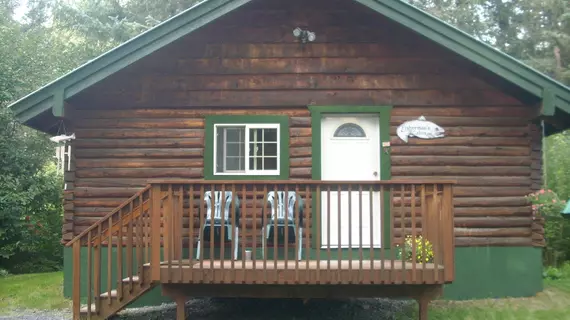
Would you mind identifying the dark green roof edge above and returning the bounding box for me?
[356,0,570,116]
[8,0,252,123]
[8,0,570,130]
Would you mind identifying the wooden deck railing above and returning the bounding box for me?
[66,185,154,318]
[67,180,454,318]
[150,180,455,285]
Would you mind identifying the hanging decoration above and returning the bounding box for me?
[396,116,445,143]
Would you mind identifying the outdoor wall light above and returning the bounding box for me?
[293,27,316,43]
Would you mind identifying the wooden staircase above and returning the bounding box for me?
[67,186,162,320]
[79,271,155,319]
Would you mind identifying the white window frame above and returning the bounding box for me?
[213,123,281,176]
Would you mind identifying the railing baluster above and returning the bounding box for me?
[95,224,102,313]
[358,184,363,284]
[87,232,93,318]
[262,184,268,284]
[380,185,386,284]
[326,185,331,283]
[369,184,376,284]
[231,184,236,283]
[294,184,300,284]
[337,184,341,284]
[421,184,426,283]
[220,183,226,283]
[199,185,205,280]
[178,185,184,282]
[72,241,81,320]
[107,215,112,305]
[411,184,417,284]
[167,185,173,282]
[348,184,352,284]
[390,185,396,284]
[400,185,406,284]
[432,184,440,283]
[240,184,246,284]
[188,184,195,283]
[252,184,257,284]
[305,184,311,284]
[117,209,123,301]
[284,184,289,284]
[443,184,454,282]
[142,192,148,266]
[137,196,144,284]
[209,184,215,284]
[127,202,133,292]
[272,184,278,284]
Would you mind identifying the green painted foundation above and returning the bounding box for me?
[442,246,543,300]
[64,246,543,305]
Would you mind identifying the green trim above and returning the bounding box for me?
[542,87,556,116]
[443,247,543,300]
[52,88,64,117]
[204,115,290,180]
[309,106,393,250]
[10,0,570,130]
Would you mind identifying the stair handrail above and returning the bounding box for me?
[65,185,152,247]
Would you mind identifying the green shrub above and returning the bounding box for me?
[526,189,570,266]
[395,235,435,263]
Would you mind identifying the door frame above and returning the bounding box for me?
[309,105,393,250]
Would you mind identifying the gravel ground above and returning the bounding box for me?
[0,298,415,320]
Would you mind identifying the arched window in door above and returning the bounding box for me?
[333,123,366,138]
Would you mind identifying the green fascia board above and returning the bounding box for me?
[8,0,252,123]
[204,115,290,180]
[10,0,570,127]
[356,0,570,117]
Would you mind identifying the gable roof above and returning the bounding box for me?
[9,0,570,132]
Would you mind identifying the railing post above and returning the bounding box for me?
[442,184,455,282]
[72,241,81,320]
[151,184,162,281]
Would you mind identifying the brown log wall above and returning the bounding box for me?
[65,0,539,247]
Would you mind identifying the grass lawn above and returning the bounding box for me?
[1,271,570,319]
[0,272,70,314]
[422,277,570,320]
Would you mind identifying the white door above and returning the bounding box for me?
[320,114,382,248]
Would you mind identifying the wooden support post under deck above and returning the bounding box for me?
[176,296,186,320]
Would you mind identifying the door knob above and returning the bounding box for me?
[373,171,378,177]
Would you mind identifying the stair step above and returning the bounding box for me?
[100,290,118,298]
[122,275,140,283]
[80,304,97,313]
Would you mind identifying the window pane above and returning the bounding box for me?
[264,143,278,157]
[226,127,244,143]
[264,157,277,170]
[216,128,224,173]
[226,157,243,171]
[226,143,242,157]
[249,142,259,157]
[333,123,366,138]
[216,126,245,173]
[264,129,278,142]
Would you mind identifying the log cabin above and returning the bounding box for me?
[8,0,570,319]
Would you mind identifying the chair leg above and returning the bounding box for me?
[298,227,303,261]
[261,226,265,259]
[196,239,201,260]
[234,227,239,260]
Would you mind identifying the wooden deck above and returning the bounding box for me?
[159,259,446,285]
[68,180,455,320]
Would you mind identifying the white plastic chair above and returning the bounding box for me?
[196,191,240,260]
[262,191,304,260]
